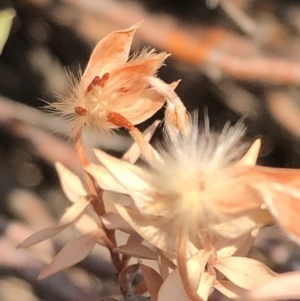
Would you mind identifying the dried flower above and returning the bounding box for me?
[92,117,270,249]
[47,22,168,135]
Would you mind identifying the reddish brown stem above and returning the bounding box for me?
[72,130,122,272]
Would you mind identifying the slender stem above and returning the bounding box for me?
[72,129,122,272]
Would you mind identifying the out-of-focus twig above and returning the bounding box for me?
[42,0,300,85]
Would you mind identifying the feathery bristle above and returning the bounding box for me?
[144,114,248,236]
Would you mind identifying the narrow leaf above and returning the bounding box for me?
[114,242,157,260]
[17,197,90,248]
[55,162,87,203]
[38,229,103,279]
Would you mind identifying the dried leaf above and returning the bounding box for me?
[114,242,157,260]
[38,229,104,279]
[17,197,91,248]
[214,257,277,289]
[85,163,127,194]
[102,212,132,232]
[55,162,87,203]
[93,149,153,209]
[141,264,163,301]
[115,203,177,255]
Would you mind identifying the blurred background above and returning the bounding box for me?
[1,0,300,300]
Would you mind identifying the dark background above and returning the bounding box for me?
[1,0,300,300]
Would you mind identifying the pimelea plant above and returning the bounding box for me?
[18,22,300,301]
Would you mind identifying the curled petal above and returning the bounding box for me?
[105,52,168,106]
[80,22,142,92]
[116,88,166,126]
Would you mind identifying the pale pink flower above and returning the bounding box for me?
[47,22,168,135]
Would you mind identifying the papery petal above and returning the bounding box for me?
[55,162,87,203]
[115,204,178,255]
[246,271,300,301]
[214,280,247,300]
[38,229,104,279]
[239,139,261,166]
[114,242,157,260]
[80,22,141,92]
[17,197,91,248]
[85,163,127,194]
[117,88,166,126]
[157,249,211,301]
[141,264,164,301]
[103,191,133,213]
[123,120,161,163]
[210,208,273,239]
[105,52,168,104]
[93,148,153,211]
[214,257,276,289]
[211,168,263,214]
[102,212,132,233]
[253,178,300,244]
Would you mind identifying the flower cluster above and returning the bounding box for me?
[18,23,300,301]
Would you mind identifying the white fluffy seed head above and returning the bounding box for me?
[145,116,249,237]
